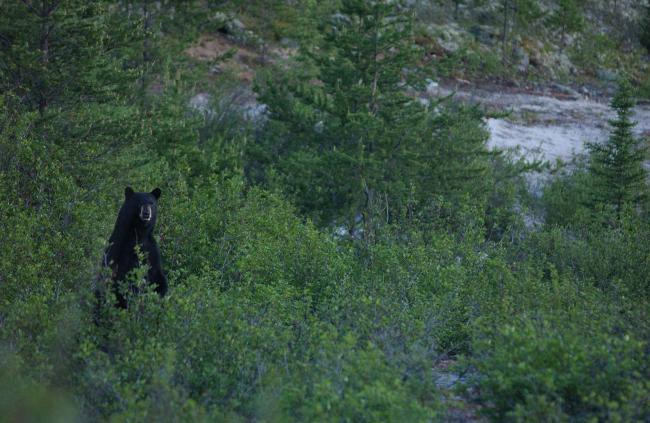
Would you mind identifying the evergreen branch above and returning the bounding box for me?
[0,32,11,47]
[19,0,38,16]
[45,0,61,16]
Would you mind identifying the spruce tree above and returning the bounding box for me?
[0,1,138,115]
[0,1,164,192]
[587,79,648,218]
[255,0,490,233]
[257,0,423,227]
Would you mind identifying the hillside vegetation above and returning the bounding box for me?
[1,1,649,421]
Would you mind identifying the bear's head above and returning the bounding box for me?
[123,186,161,228]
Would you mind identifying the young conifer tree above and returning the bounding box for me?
[0,1,139,115]
[256,0,421,227]
[587,79,648,219]
[0,1,167,191]
[256,0,490,232]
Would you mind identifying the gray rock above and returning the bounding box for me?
[513,46,525,58]
[426,79,439,96]
[426,23,469,54]
[210,12,228,28]
[469,24,499,45]
[280,37,299,48]
[514,47,530,73]
[556,53,577,76]
[435,372,460,390]
[209,64,223,75]
[242,102,267,123]
[597,68,618,82]
[551,83,580,99]
[189,93,215,119]
[229,18,245,32]
[189,93,211,112]
[331,12,349,22]
[218,16,263,49]
[331,11,350,29]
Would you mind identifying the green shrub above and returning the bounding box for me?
[472,315,650,421]
[279,334,436,422]
[541,161,593,227]
[526,218,650,299]
[0,353,79,423]
[1,3,649,422]
[570,33,619,74]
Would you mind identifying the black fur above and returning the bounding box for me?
[103,186,167,308]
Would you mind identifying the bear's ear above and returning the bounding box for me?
[125,186,135,199]
[151,188,161,199]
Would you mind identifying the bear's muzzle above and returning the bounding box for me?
[139,205,152,222]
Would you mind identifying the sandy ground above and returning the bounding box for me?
[432,84,650,164]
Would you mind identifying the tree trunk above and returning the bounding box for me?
[362,183,375,245]
[502,0,510,63]
[143,0,151,64]
[38,1,51,115]
[141,0,152,102]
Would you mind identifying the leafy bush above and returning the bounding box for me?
[277,332,436,422]
[472,314,650,421]
[1,2,649,421]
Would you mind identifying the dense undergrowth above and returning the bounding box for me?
[1,1,649,421]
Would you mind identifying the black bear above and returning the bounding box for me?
[103,187,167,308]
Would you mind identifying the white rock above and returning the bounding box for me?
[426,79,439,96]
[189,93,211,113]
